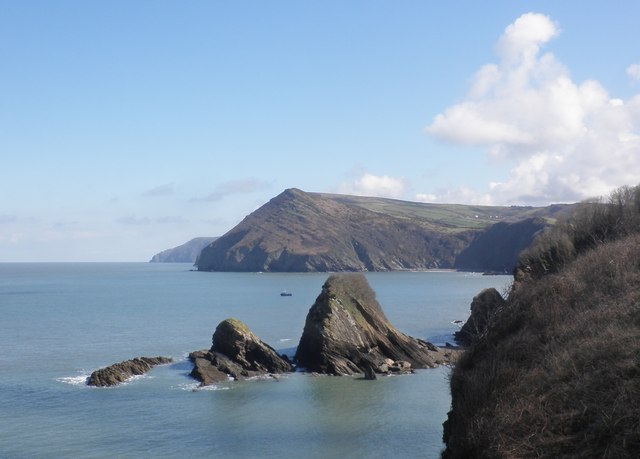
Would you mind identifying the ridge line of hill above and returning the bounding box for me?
[193,188,572,273]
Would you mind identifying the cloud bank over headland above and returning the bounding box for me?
[338,173,407,199]
[426,12,640,205]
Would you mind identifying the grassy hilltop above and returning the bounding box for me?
[443,185,640,458]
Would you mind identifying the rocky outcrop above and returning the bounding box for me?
[150,237,217,263]
[189,318,293,385]
[454,288,506,346]
[87,356,173,387]
[294,273,458,376]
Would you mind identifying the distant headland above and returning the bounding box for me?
[152,188,573,273]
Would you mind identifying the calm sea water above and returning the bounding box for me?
[0,263,510,458]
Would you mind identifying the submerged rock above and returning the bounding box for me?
[294,274,457,376]
[454,288,506,346]
[190,318,293,385]
[87,356,173,387]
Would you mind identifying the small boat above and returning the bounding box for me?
[280,291,293,297]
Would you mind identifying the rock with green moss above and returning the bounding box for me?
[294,274,457,376]
[189,318,293,385]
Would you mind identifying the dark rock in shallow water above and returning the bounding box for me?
[454,288,506,346]
[363,364,377,380]
[87,356,173,387]
[189,318,294,386]
[294,274,458,376]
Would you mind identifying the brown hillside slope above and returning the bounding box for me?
[196,188,569,272]
[197,188,476,271]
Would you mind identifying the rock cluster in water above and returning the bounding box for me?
[294,274,457,376]
[87,356,173,387]
[189,318,293,385]
[88,274,457,388]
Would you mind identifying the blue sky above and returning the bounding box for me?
[2,1,640,261]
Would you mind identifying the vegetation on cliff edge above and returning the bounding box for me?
[444,185,640,458]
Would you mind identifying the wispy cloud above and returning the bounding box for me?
[338,173,407,199]
[425,12,640,205]
[51,221,80,230]
[192,178,271,202]
[142,182,175,197]
[627,63,640,81]
[0,215,17,224]
[155,216,189,224]
[116,215,189,225]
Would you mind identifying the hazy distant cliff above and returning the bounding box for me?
[150,237,217,263]
[196,188,570,273]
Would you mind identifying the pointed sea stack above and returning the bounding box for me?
[295,274,457,376]
[190,318,293,385]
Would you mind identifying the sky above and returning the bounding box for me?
[2,1,640,262]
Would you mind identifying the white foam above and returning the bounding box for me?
[57,374,89,386]
[174,381,232,392]
[278,338,292,342]
[123,374,150,383]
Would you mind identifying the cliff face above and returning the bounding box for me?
[150,237,217,263]
[294,274,457,375]
[454,217,548,273]
[197,188,568,273]
[443,185,640,458]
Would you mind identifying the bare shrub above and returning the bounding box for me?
[444,233,640,458]
[516,184,640,282]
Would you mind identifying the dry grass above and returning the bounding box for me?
[444,185,640,458]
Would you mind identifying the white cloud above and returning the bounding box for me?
[339,173,407,198]
[627,63,640,80]
[425,13,640,205]
[415,193,437,202]
[416,187,492,205]
[495,12,559,63]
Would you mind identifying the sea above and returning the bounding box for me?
[0,263,511,458]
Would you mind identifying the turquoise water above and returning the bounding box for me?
[0,263,511,458]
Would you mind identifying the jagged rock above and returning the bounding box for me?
[294,274,458,376]
[189,318,293,385]
[87,356,173,387]
[454,288,506,346]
